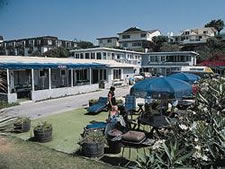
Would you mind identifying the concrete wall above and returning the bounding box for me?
[31,84,99,102]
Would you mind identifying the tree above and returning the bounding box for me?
[160,43,180,52]
[76,41,94,49]
[205,19,224,34]
[152,36,169,52]
[43,47,70,58]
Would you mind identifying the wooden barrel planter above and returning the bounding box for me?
[82,142,104,158]
[107,129,123,154]
[14,118,31,133]
[33,123,52,143]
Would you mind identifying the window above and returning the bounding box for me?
[97,52,101,59]
[123,43,128,47]
[61,69,66,76]
[122,35,130,39]
[203,31,208,34]
[99,69,107,80]
[113,69,121,80]
[141,33,146,38]
[80,53,84,59]
[112,53,115,59]
[132,42,141,47]
[99,40,103,43]
[103,52,106,59]
[37,40,41,45]
[85,53,90,59]
[39,69,46,78]
[75,53,79,59]
[76,69,87,81]
[91,53,95,59]
[107,39,112,43]
[47,40,52,45]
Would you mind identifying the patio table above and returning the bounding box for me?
[138,115,177,137]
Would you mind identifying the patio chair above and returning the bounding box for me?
[124,95,137,117]
[87,97,108,114]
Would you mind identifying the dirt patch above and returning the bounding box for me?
[0,136,13,154]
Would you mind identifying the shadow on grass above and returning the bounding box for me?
[99,155,136,168]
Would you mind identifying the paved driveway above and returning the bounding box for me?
[3,86,130,119]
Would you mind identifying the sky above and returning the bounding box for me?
[0,0,225,44]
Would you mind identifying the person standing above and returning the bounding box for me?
[108,86,117,110]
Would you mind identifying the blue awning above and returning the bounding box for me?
[0,62,106,70]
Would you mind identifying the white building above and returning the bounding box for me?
[169,27,217,45]
[0,56,135,103]
[70,47,143,74]
[118,27,161,51]
[141,51,199,76]
[97,37,119,48]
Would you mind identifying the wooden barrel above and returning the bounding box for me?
[14,119,31,132]
[82,142,104,158]
[33,127,52,143]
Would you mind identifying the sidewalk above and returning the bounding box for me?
[3,86,130,119]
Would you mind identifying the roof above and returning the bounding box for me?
[96,37,119,40]
[0,36,3,41]
[118,27,159,35]
[144,51,199,56]
[0,56,135,69]
[70,47,144,54]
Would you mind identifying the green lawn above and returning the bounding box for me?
[16,108,108,154]
[0,135,123,169]
[14,108,148,166]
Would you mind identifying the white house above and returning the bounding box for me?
[118,27,161,51]
[169,27,217,45]
[141,51,199,76]
[0,56,135,103]
[70,47,143,74]
[97,37,119,48]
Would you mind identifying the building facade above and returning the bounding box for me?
[118,27,161,51]
[141,51,199,76]
[0,56,135,103]
[97,37,119,48]
[0,36,77,56]
[70,47,143,74]
[169,27,217,45]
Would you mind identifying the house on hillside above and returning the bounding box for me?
[0,36,77,56]
[118,27,161,51]
[169,27,217,46]
[141,51,199,76]
[97,37,119,48]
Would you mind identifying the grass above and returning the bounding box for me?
[13,108,149,166]
[0,135,122,169]
[15,108,108,153]
[0,101,19,110]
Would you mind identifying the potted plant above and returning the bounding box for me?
[79,130,105,158]
[33,121,52,143]
[14,117,31,132]
[88,99,98,107]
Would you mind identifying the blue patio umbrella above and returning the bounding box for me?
[169,72,200,84]
[130,77,192,99]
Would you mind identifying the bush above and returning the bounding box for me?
[79,130,105,144]
[34,121,52,132]
[133,77,225,168]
